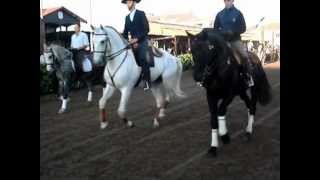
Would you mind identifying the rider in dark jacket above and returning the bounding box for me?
[122,0,152,90]
[214,0,254,87]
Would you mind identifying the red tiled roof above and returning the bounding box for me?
[41,7,62,17]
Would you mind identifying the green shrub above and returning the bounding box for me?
[40,65,55,95]
[178,53,194,71]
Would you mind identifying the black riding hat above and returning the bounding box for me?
[121,0,141,4]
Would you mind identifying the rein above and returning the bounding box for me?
[93,30,132,88]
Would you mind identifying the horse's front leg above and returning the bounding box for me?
[118,87,134,128]
[99,85,116,129]
[206,90,219,157]
[151,84,166,128]
[240,90,257,141]
[217,95,235,144]
[58,77,71,114]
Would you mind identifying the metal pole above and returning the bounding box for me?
[174,36,177,55]
[40,0,43,19]
[89,0,93,52]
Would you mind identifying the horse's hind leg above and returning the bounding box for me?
[217,95,235,144]
[99,85,115,129]
[239,90,257,141]
[118,87,134,128]
[151,84,166,128]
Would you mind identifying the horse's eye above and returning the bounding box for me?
[49,55,53,58]
[101,40,105,44]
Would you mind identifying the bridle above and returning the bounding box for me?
[93,32,131,62]
[92,29,132,88]
[43,48,60,68]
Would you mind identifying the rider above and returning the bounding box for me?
[213,0,254,87]
[122,0,152,90]
[70,23,90,73]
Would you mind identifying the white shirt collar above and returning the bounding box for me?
[129,8,136,21]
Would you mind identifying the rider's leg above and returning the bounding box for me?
[230,40,254,87]
[138,40,151,90]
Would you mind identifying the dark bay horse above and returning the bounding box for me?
[187,29,272,156]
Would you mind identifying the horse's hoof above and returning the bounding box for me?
[58,108,66,114]
[127,121,135,128]
[100,122,108,129]
[207,147,217,157]
[221,133,231,144]
[245,132,252,142]
[87,101,93,106]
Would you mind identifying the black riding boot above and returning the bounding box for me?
[241,59,254,87]
[143,65,151,91]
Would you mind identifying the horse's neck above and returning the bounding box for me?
[105,28,134,69]
[51,45,70,68]
[106,28,126,54]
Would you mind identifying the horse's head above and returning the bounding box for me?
[91,25,111,66]
[187,28,228,83]
[42,46,55,72]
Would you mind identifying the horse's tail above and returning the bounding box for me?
[162,56,186,98]
[173,58,186,98]
[254,62,272,106]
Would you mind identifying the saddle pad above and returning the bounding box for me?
[82,58,92,72]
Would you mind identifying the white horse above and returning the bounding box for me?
[91,25,186,129]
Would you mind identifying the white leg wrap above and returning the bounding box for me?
[62,99,67,110]
[246,114,254,133]
[127,120,133,127]
[118,110,125,119]
[88,91,93,102]
[218,116,228,136]
[159,108,166,118]
[211,129,219,147]
[100,121,108,129]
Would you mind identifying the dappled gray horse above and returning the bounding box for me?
[41,44,96,114]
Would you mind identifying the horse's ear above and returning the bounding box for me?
[186,31,195,38]
[100,24,104,29]
[90,24,95,31]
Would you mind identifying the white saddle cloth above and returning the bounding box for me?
[82,58,92,72]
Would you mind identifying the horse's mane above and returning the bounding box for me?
[201,28,228,55]
[49,44,72,61]
[103,25,129,45]
[196,28,229,66]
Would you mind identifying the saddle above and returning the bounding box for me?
[71,50,93,73]
[150,45,164,58]
[133,40,164,68]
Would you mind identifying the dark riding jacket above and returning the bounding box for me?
[123,9,149,43]
[213,5,246,41]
